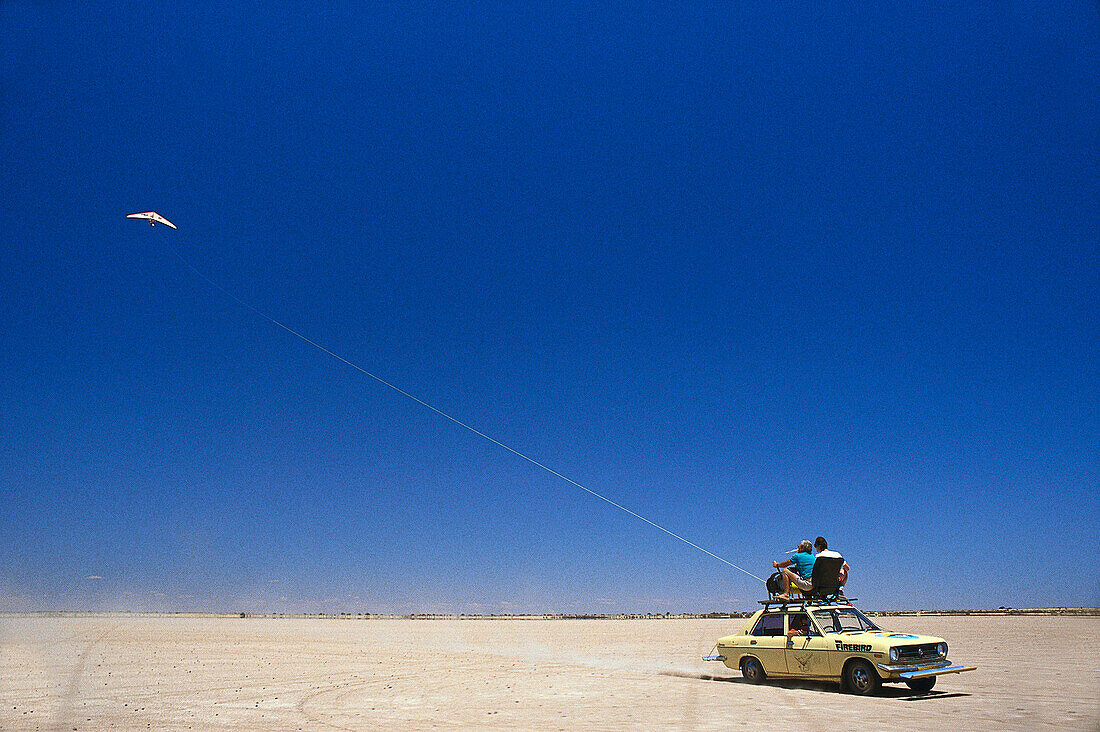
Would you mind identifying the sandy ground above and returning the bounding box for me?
[1,614,1096,731]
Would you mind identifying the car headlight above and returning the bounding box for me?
[889,647,899,663]
[938,642,947,657]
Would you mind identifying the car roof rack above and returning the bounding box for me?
[758,596,857,609]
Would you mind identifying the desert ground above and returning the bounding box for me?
[1,614,1096,730]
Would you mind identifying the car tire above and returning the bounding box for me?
[905,676,936,693]
[844,659,880,695]
[740,656,766,684]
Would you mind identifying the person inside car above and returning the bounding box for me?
[787,613,810,638]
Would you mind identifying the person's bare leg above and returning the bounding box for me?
[775,568,798,600]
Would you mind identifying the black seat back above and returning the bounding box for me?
[805,556,844,601]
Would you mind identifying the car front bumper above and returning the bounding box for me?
[876,660,976,679]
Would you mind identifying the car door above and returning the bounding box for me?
[747,612,789,675]
[783,612,831,678]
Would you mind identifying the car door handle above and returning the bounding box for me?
[750,640,756,645]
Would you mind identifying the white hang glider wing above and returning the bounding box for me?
[126,211,177,229]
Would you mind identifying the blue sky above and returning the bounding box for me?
[2,2,1096,613]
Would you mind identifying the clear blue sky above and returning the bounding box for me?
[2,2,1096,613]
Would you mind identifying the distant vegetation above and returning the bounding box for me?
[3,607,1097,619]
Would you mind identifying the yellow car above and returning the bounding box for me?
[709,599,976,694]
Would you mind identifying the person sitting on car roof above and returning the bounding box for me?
[814,536,850,588]
[772,539,815,600]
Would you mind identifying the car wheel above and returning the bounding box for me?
[905,676,936,693]
[844,659,880,695]
[740,657,766,684]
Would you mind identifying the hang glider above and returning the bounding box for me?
[126,211,177,229]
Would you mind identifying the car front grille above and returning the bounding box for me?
[895,643,944,663]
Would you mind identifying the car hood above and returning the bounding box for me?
[827,630,945,647]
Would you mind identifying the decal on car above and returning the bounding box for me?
[834,641,873,652]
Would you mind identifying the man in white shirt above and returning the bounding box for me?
[814,536,850,588]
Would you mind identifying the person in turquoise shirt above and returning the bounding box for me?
[771,539,816,600]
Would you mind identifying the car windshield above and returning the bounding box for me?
[811,607,881,633]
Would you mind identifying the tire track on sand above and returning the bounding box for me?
[54,622,118,732]
[296,672,414,731]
